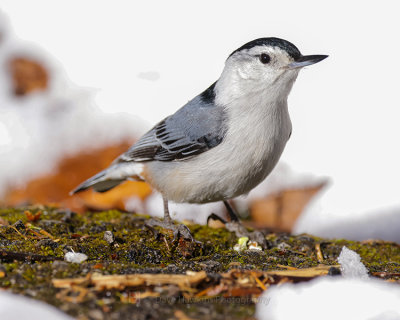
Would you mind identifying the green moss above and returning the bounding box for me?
[0,208,28,224]
[1,206,400,319]
[86,210,123,222]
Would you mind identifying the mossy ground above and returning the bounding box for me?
[1,207,400,319]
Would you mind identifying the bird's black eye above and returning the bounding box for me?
[260,53,271,64]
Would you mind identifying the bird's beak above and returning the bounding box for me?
[288,55,328,69]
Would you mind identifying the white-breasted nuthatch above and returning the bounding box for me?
[71,37,327,240]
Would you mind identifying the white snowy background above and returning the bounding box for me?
[256,247,400,320]
[1,1,400,319]
[1,0,400,242]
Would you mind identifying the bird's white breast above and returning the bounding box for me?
[145,96,292,204]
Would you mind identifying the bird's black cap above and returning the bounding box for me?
[229,37,302,60]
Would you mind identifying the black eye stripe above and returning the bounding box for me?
[259,53,271,64]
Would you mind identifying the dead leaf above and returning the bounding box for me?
[3,141,152,213]
[9,57,48,96]
[266,264,339,280]
[52,266,338,301]
[53,271,208,292]
[250,271,267,290]
[276,264,298,270]
[224,286,262,297]
[250,182,326,232]
[24,210,41,222]
[195,283,228,297]
[121,291,161,304]
[56,286,90,303]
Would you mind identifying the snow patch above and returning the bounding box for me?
[64,251,88,263]
[0,13,146,197]
[338,246,369,279]
[295,192,400,243]
[256,277,400,320]
[0,291,73,320]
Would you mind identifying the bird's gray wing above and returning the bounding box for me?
[118,88,227,162]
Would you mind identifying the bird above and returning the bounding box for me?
[71,37,327,242]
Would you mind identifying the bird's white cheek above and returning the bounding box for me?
[237,66,251,80]
[236,62,263,81]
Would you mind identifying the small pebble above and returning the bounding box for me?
[65,252,88,264]
[277,242,291,251]
[248,241,262,251]
[104,231,115,244]
[88,309,104,320]
[328,266,342,276]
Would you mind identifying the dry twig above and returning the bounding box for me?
[315,243,324,262]
[0,249,61,262]
[52,266,339,301]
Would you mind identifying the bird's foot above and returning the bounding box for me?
[145,218,194,241]
[225,221,267,248]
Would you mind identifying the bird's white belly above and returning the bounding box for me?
[145,107,291,204]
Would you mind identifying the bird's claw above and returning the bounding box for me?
[145,218,194,241]
[173,224,194,241]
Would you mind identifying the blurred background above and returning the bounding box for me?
[1,0,400,241]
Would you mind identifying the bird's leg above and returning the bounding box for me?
[162,197,173,224]
[223,200,239,222]
[145,197,194,241]
[223,200,267,247]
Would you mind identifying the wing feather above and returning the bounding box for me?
[117,89,227,163]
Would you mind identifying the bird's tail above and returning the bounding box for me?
[70,162,144,195]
